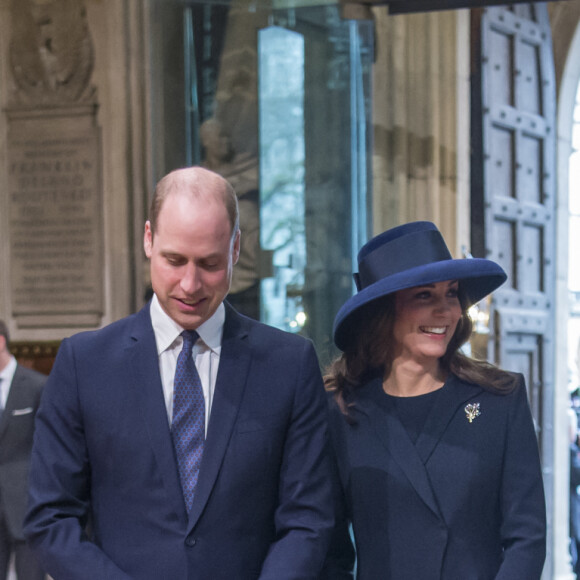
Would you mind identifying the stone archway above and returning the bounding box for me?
[552,3,580,579]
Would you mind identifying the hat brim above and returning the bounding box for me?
[333,258,506,352]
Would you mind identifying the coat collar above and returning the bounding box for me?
[351,374,483,518]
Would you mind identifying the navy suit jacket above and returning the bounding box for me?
[24,303,333,580]
[0,364,45,541]
[321,374,546,580]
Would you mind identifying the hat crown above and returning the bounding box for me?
[355,221,451,291]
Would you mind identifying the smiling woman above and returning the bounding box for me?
[389,281,462,392]
[321,221,547,580]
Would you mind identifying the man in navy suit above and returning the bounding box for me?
[0,321,46,580]
[24,167,333,579]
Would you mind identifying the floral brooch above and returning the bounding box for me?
[464,402,481,423]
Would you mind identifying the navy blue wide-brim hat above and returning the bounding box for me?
[333,221,507,352]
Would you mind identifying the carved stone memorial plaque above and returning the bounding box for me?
[8,125,103,325]
[5,0,103,328]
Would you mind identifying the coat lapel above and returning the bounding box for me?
[125,304,187,524]
[187,305,252,531]
[355,375,486,520]
[355,379,442,519]
[415,375,483,464]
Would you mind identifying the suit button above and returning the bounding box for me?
[185,537,196,547]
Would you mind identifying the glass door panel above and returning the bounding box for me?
[155,0,373,363]
[258,26,306,333]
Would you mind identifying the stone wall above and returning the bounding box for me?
[0,0,149,343]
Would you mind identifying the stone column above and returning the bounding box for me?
[552,4,580,578]
[371,8,469,257]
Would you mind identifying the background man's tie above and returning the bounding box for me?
[172,330,205,512]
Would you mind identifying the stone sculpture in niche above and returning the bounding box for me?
[9,0,95,105]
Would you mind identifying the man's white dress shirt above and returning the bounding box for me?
[149,294,224,434]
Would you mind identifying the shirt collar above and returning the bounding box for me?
[149,294,225,354]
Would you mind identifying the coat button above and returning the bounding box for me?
[185,537,196,547]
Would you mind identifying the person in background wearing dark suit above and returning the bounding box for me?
[24,166,333,580]
[0,321,46,580]
[321,221,546,580]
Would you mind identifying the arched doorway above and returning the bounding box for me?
[555,11,580,580]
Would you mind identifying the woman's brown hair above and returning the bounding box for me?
[325,289,517,415]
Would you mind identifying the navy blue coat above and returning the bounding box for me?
[321,374,546,580]
[24,303,333,580]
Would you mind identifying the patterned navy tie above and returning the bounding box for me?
[172,330,205,512]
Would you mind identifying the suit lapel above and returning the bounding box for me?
[187,305,252,531]
[125,304,187,524]
[127,303,254,529]
[0,367,31,438]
